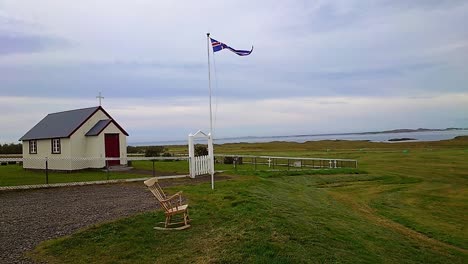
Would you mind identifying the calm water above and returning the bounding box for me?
[131,130,468,146]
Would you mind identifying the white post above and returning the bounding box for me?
[188,134,195,178]
[207,33,215,190]
[208,133,214,189]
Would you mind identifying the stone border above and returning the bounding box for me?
[0,174,189,191]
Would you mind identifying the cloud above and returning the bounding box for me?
[0,32,69,55]
[0,1,467,143]
[0,10,69,55]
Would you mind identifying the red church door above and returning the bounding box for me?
[105,134,120,166]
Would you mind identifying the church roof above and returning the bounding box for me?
[85,119,112,136]
[19,106,128,141]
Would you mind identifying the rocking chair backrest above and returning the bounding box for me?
[144,177,171,212]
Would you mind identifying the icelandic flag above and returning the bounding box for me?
[210,38,253,56]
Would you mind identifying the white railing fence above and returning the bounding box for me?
[215,154,358,169]
[0,154,358,187]
[0,154,358,171]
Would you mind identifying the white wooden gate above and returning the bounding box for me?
[188,131,214,188]
[194,155,211,175]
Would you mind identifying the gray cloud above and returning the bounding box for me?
[0,32,69,55]
[0,0,467,142]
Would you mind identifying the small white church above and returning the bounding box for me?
[19,106,128,170]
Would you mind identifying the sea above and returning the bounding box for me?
[130,129,468,146]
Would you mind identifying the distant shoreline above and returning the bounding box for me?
[204,128,468,141]
[129,128,468,146]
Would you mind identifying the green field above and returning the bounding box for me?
[25,137,468,263]
[0,158,355,187]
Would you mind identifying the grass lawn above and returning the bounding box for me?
[131,160,190,174]
[27,137,468,263]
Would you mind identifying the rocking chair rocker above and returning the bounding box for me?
[144,177,191,230]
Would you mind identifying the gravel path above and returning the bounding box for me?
[0,175,221,263]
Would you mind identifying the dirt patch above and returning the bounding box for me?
[0,174,228,263]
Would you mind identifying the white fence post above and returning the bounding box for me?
[188,133,195,178]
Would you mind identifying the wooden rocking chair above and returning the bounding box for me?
[144,177,191,230]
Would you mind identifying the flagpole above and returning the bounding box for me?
[207,33,213,138]
[207,32,214,190]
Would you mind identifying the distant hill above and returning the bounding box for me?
[129,128,468,146]
[358,128,466,135]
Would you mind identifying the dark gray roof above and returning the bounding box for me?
[20,107,101,141]
[85,119,112,136]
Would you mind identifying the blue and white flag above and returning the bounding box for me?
[210,38,253,56]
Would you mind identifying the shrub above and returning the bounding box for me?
[145,146,166,157]
[0,143,22,154]
[195,145,208,156]
[223,156,243,165]
[127,146,145,154]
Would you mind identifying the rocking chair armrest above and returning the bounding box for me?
[166,192,185,207]
[166,191,183,200]
[161,192,183,203]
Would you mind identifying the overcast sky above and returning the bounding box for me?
[1,0,467,144]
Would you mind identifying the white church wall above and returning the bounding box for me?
[70,109,109,169]
[22,138,72,170]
